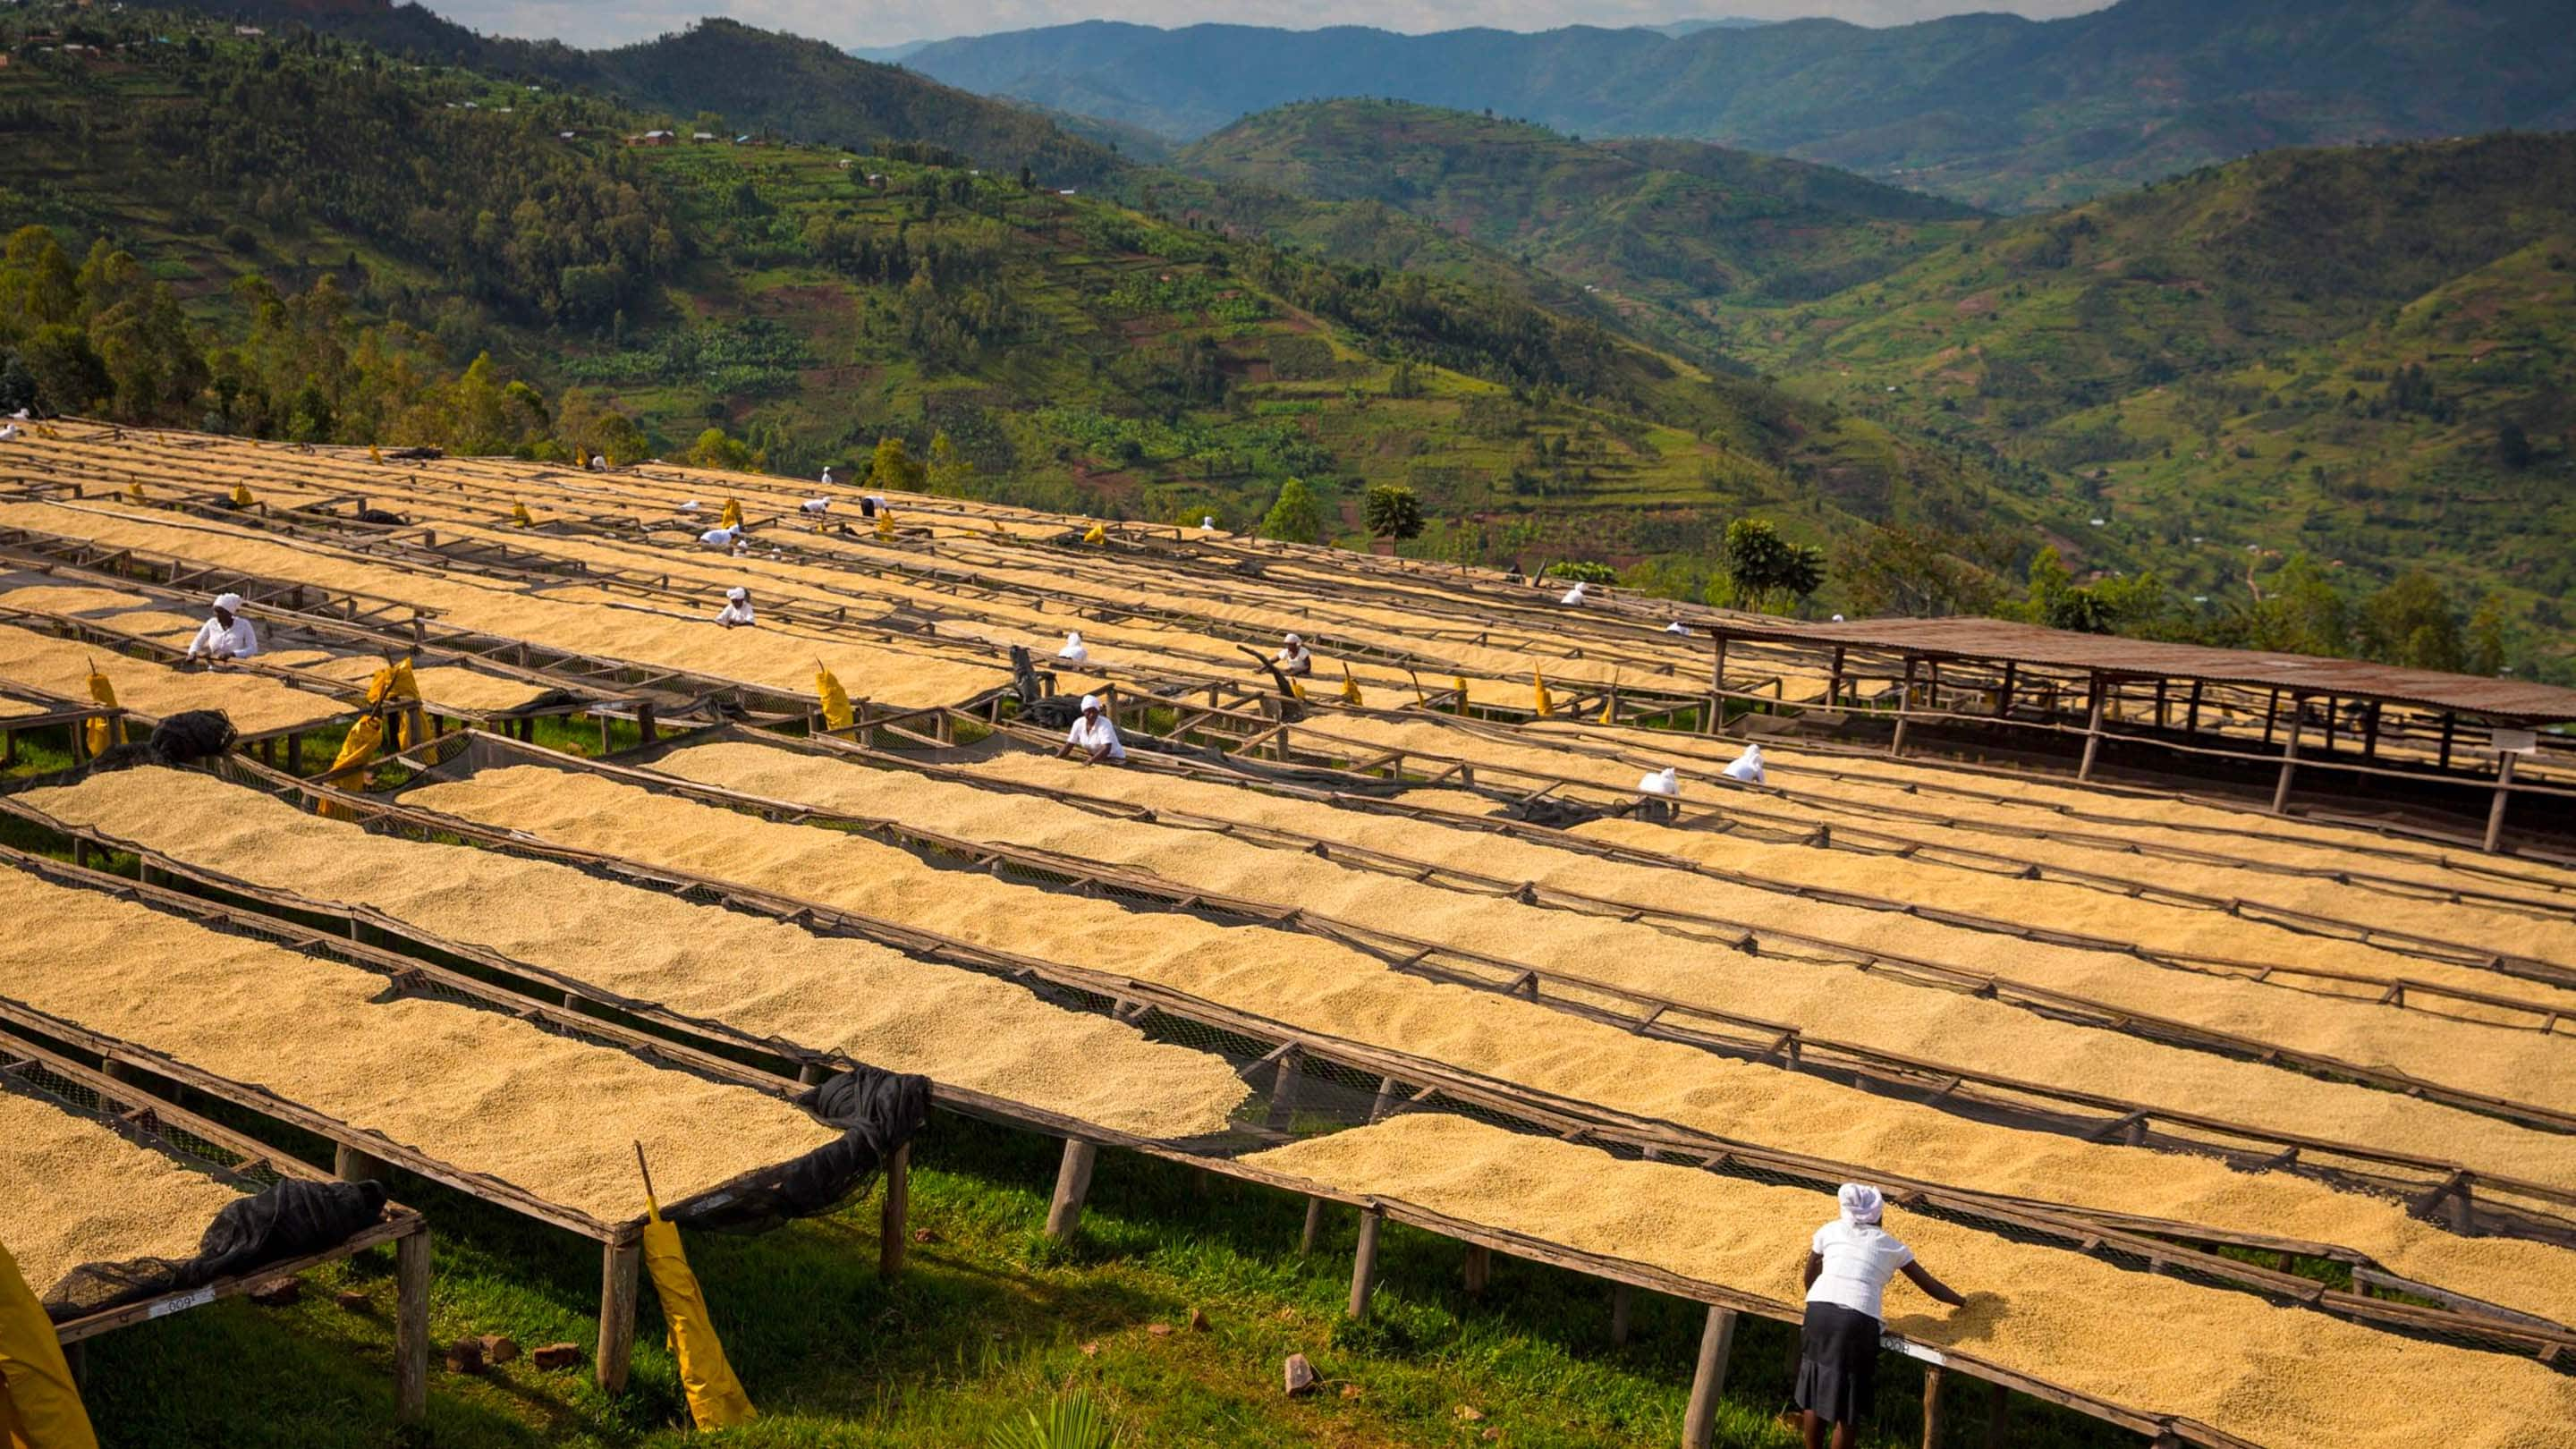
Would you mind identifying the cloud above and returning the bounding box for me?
[423,0,2113,51]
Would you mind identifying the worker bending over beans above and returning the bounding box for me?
[184,592,260,665]
[1797,1184,1968,1449]
[1061,695,1126,767]
[714,587,756,629]
[1275,632,1313,679]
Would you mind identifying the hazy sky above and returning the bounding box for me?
[422,1,2115,52]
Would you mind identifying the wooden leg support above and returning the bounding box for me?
[335,1144,387,1183]
[1346,1208,1384,1319]
[597,1237,641,1394]
[1680,1305,1737,1448]
[1462,1243,1492,1296]
[1922,1364,1945,1449]
[879,1142,910,1282]
[1046,1139,1097,1241]
[1986,1378,2012,1449]
[1300,1196,1326,1255]
[1610,1284,1633,1347]
[394,1226,431,1423]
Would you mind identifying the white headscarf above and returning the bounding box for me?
[1284,632,1302,648]
[213,592,245,614]
[1201,515,1216,530]
[679,500,703,513]
[1664,621,1689,635]
[1721,741,1766,784]
[1057,631,1089,663]
[724,587,748,602]
[1079,694,1102,714]
[1559,580,1588,605]
[1838,1182,1885,1226]
[1832,614,1846,623]
[1637,767,1679,798]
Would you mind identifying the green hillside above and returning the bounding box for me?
[1718,135,2576,618]
[1177,100,1980,356]
[0,5,2038,593]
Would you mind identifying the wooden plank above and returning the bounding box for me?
[1046,1139,1098,1241]
[394,1225,430,1422]
[879,1142,910,1282]
[1347,1208,1384,1319]
[596,1237,641,1394]
[1680,1305,1738,1447]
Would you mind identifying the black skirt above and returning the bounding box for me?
[1794,1301,1881,1426]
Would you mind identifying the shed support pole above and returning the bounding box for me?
[2078,675,2107,783]
[1710,634,1727,694]
[879,1142,910,1281]
[1301,1196,1326,1255]
[1996,661,2016,717]
[2263,690,2279,748]
[2184,680,2203,736]
[1045,1139,1097,1241]
[1826,648,1846,710]
[1680,1305,1738,1448]
[2273,706,2303,815]
[1346,1208,1384,1319]
[394,1227,430,1423]
[1609,1284,1633,1346]
[2486,752,2519,856]
[2438,714,2457,771]
[597,1237,640,1393]
[2153,680,2168,730]
[1892,657,1917,757]
[637,705,657,746]
[1921,1364,1945,1449]
[2361,702,2381,762]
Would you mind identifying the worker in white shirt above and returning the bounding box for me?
[184,593,260,665]
[1796,1184,1967,1449]
[1634,766,1680,823]
[800,497,831,517]
[820,465,835,487]
[715,587,756,629]
[699,523,747,554]
[1275,633,1313,678]
[1056,631,1089,666]
[1060,695,1126,766]
[1558,580,1588,606]
[1664,620,1690,636]
[1721,741,1767,784]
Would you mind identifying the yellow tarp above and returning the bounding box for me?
[718,498,743,531]
[1532,670,1555,718]
[366,659,422,750]
[511,501,535,528]
[640,1195,755,1430]
[1339,665,1362,708]
[0,1236,98,1449]
[316,714,384,821]
[1081,522,1106,545]
[229,482,254,508]
[81,661,118,758]
[816,664,855,733]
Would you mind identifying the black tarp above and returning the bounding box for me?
[666,1064,932,1233]
[43,1179,388,1323]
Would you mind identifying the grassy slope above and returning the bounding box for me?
[1716,134,2576,612]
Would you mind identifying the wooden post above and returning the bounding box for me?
[1609,1284,1633,1346]
[2078,674,2107,783]
[598,712,613,756]
[1921,1365,1945,1449]
[2438,713,2457,771]
[1826,648,1846,710]
[1986,1379,2012,1449]
[2272,702,2303,815]
[335,1144,386,1183]
[1709,634,1728,694]
[286,733,302,772]
[1995,660,2016,717]
[1891,656,1917,757]
[2183,680,2204,736]
[2360,702,2382,762]
[1046,1139,1097,1241]
[1462,1244,1492,1295]
[1346,1208,1384,1318]
[1680,1305,1739,1448]
[2485,751,2519,855]
[597,1237,641,1393]
[878,1142,910,1281]
[1368,1074,1402,1124]
[1300,1196,1326,1254]
[2321,696,2338,755]
[394,1226,430,1423]
[637,704,657,746]
[1266,1048,1304,1133]
[2263,689,2280,748]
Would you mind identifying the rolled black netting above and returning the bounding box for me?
[42,1179,387,1322]
[666,1064,932,1233]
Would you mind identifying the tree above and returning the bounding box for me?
[19,325,108,415]
[1719,518,1825,613]
[689,426,756,471]
[2358,570,2462,672]
[866,434,927,493]
[1387,358,1423,399]
[927,429,975,496]
[1260,476,1326,544]
[1361,484,1423,542]
[2465,596,2511,676]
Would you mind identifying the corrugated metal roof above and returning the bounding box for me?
[1708,616,2576,724]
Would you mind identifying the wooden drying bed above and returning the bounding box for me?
[0,1028,430,1419]
[135,745,2576,1358]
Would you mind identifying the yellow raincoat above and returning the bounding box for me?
[1532,670,1555,718]
[1339,665,1363,708]
[816,664,855,733]
[316,714,385,821]
[718,498,744,531]
[229,482,255,508]
[0,1237,98,1449]
[366,659,422,750]
[81,661,119,758]
[511,501,535,528]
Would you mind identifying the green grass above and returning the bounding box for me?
[60,1114,2128,1449]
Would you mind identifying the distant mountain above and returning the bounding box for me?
[1636,18,1771,38]
[899,0,2576,209]
[847,39,936,64]
[171,2,1131,185]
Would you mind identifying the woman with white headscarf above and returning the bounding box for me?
[714,587,756,629]
[1720,741,1766,784]
[1056,631,1089,666]
[1274,632,1313,678]
[1060,695,1125,766]
[1796,1183,1967,1449]
[1558,580,1588,606]
[184,593,259,664]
